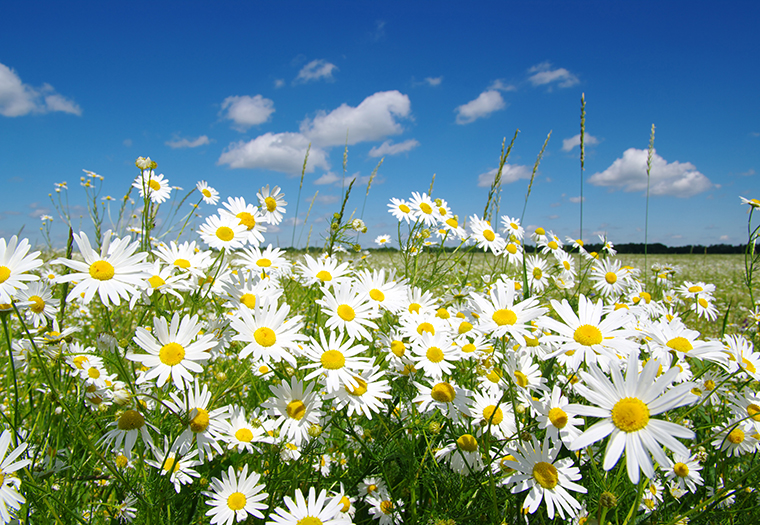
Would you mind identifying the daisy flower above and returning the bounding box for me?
[128,313,216,390]
[317,281,378,341]
[712,419,758,457]
[532,386,583,448]
[264,377,323,446]
[14,281,57,328]
[220,197,267,247]
[198,214,248,251]
[469,279,547,346]
[236,245,291,279]
[0,236,43,304]
[145,437,201,493]
[435,433,484,474]
[166,380,229,462]
[229,297,306,366]
[408,191,438,226]
[525,255,550,293]
[0,430,31,524]
[129,260,189,308]
[267,487,351,525]
[501,241,524,266]
[501,215,524,241]
[133,169,172,203]
[569,350,696,483]
[153,240,212,278]
[221,269,281,313]
[302,328,371,392]
[412,380,473,420]
[590,258,629,298]
[387,197,416,224]
[54,231,151,307]
[354,268,407,315]
[375,234,392,246]
[504,437,587,520]
[196,180,220,205]
[297,254,351,287]
[366,492,404,525]
[404,286,437,316]
[468,215,506,253]
[327,363,392,420]
[257,185,287,225]
[100,408,154,460]
[205,464,268,525]
[662,454,704,493]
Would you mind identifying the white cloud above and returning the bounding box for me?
[0,63,81,117]
[369,139,420,157]
[588,148,713,197]
[274,79,285,89]
[220,95,275,131]
[720,235,730,241]
[488,79,517,92]
[166,135,212,149]
[527,62,579,88]
[217,132,329,174]
[300,90,411,147]
[123,139,132,147]
[568,196,585,203]
[313,172,340,185]
[314,193,340,205]
[477,163,532,187]
[425,76,442,86]
[455,90,505,125]
[295,59,338,84]
[562,133,599,152]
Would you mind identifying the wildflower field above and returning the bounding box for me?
[2,152,760,525]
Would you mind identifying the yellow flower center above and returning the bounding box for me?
[286,400,306,420]
[215,226,234,242]
[446,217,458,228]
[174,258,190,269]
[457,434,478,452]
[163,456,181,473]
[0,266,10,283]
[458,321,473,334]
[462,343,476,353]
[532,267,543,279]
[236,211,256,229]
[492,309,517,326]
[688,285,703,293]
[369,288,385,302]
[704,379,715,390]
[390,340,406,357]
[88,367,100,379]
[420,203,433,214]
[254,327,277,347]
[426,346,444,363]
[549,407,568,429]
[89,260,115,281]
[673,462,690,477]
[265,197,277,212]
[408,302,421,314]
[117,410,145,430]
[235,428,254,442]
[345,376,368,396]
[535,227,545,235]
[148,275,165,288]
[605,271,617,284]
[486,369,502,384]
[29,295,46,313]
[399,204,411,213]
[321,349,345,370]
[548,241,558,250]
[316,270,332,282]
[698,298,709,308]
[728,428,745,444]
[202,188,212,198]
[436,308,449,319]
[257,258,272,267]
[667,337,693,352]
[483,229,495,242]
[611,397,650,432]
[337,304,355,322]
[340,496,351,513]
[227,492,247,511]
[532,461,558,489]
[431,382,455,403]
[149,179,161,191]
[483,405,503,425]
[574,324,603,346]
[380,501,394,515]
[513,370,529,388]
[190,408,210,433]
[747,403,760,421]
[115,454,129,468]
[417,322,435,335]
[240,293,256,309]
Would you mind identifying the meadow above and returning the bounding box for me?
[1,153,760,525]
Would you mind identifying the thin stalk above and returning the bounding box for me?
[520,130,552,223]
[579,93,585,243]
[291,144,311,247]
[645,123,656,286]
[484,130,519,220]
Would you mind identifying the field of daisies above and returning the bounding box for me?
[1,155,760,525]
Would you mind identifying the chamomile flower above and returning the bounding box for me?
[468,215,506,253]
[264,377,323,447]
[133,170,172,203]
[14,281,57,328]
[525,255,550,293]
[569,350,696,483]
[532,386,583,448]
[662,454,704,493]
[198,214,248,251]
[297,254,351,287]
[712,419,758,457]
[504,436,586,520]
[469,278,547,346]
[100,409,154,460]
[229,297,306,366]
[469,391,517,439]
[223,406,273,454]
[435,433,484,474]
[257,185,287,225]
[128,313,215,390]
[0,236,43,304]
[408,191,438,226]
[302,328,371,392]
[0,430,31,524]
[413,380,473,420]
[54,231,151,307]
[196,180,220,205]
[205,464,268,525]
[145,437,200,493]
[237,245,291,279]
[590,257,629,298]
[501,215,524,241]
[267,487,351,525]
[387,197,415,224]
[318,281,378,341]
[220,197,267,247]
[153,240,212,278]
[366,492,404,525]
[354,268,407,315]
[327,364,392,420]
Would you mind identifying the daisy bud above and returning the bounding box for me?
[600,491,618,508]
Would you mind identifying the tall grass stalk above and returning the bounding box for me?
[520,130,551,223]
[291,144,311,247]
[579,93,586,243]
[428,172,436,197]
[645,124,655,283]
[298,190,319,247]
[484,130,519,221]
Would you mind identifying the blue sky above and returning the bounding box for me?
[1,0,758,248]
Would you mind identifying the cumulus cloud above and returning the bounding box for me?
[313,193,340,205]
[477,164,532,187]
[295,59,338,84]
[0,62,81,117]
[568,196,585,203]
[274,79,285,89]
[488,79,517,92]
[217,132,329,174]
[527,62,579,89]
[220,95,275,131]
[455,90,505,125]
[300,90,411,147]
[369,139,420,157]
[587,148,713,197]
[425,76,442,86]
[313,172,340,185]
[562,133,599,152]
[166,135,212,149]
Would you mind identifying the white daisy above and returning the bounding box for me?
[257,185,287,225]
[196,180,220,205]
[318,281,378,341]
[264,377,323,447]
[0,430,31,524]
[198,214,248,251]
[145,437,200,493]
[205,464,268,525]
[220,197,267,247]
[327,363,392,420]
[229,297,306,366]
[0,236,43,304]
[133,169,172,203]
[302,328,371,392]
[267,487,351,525]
